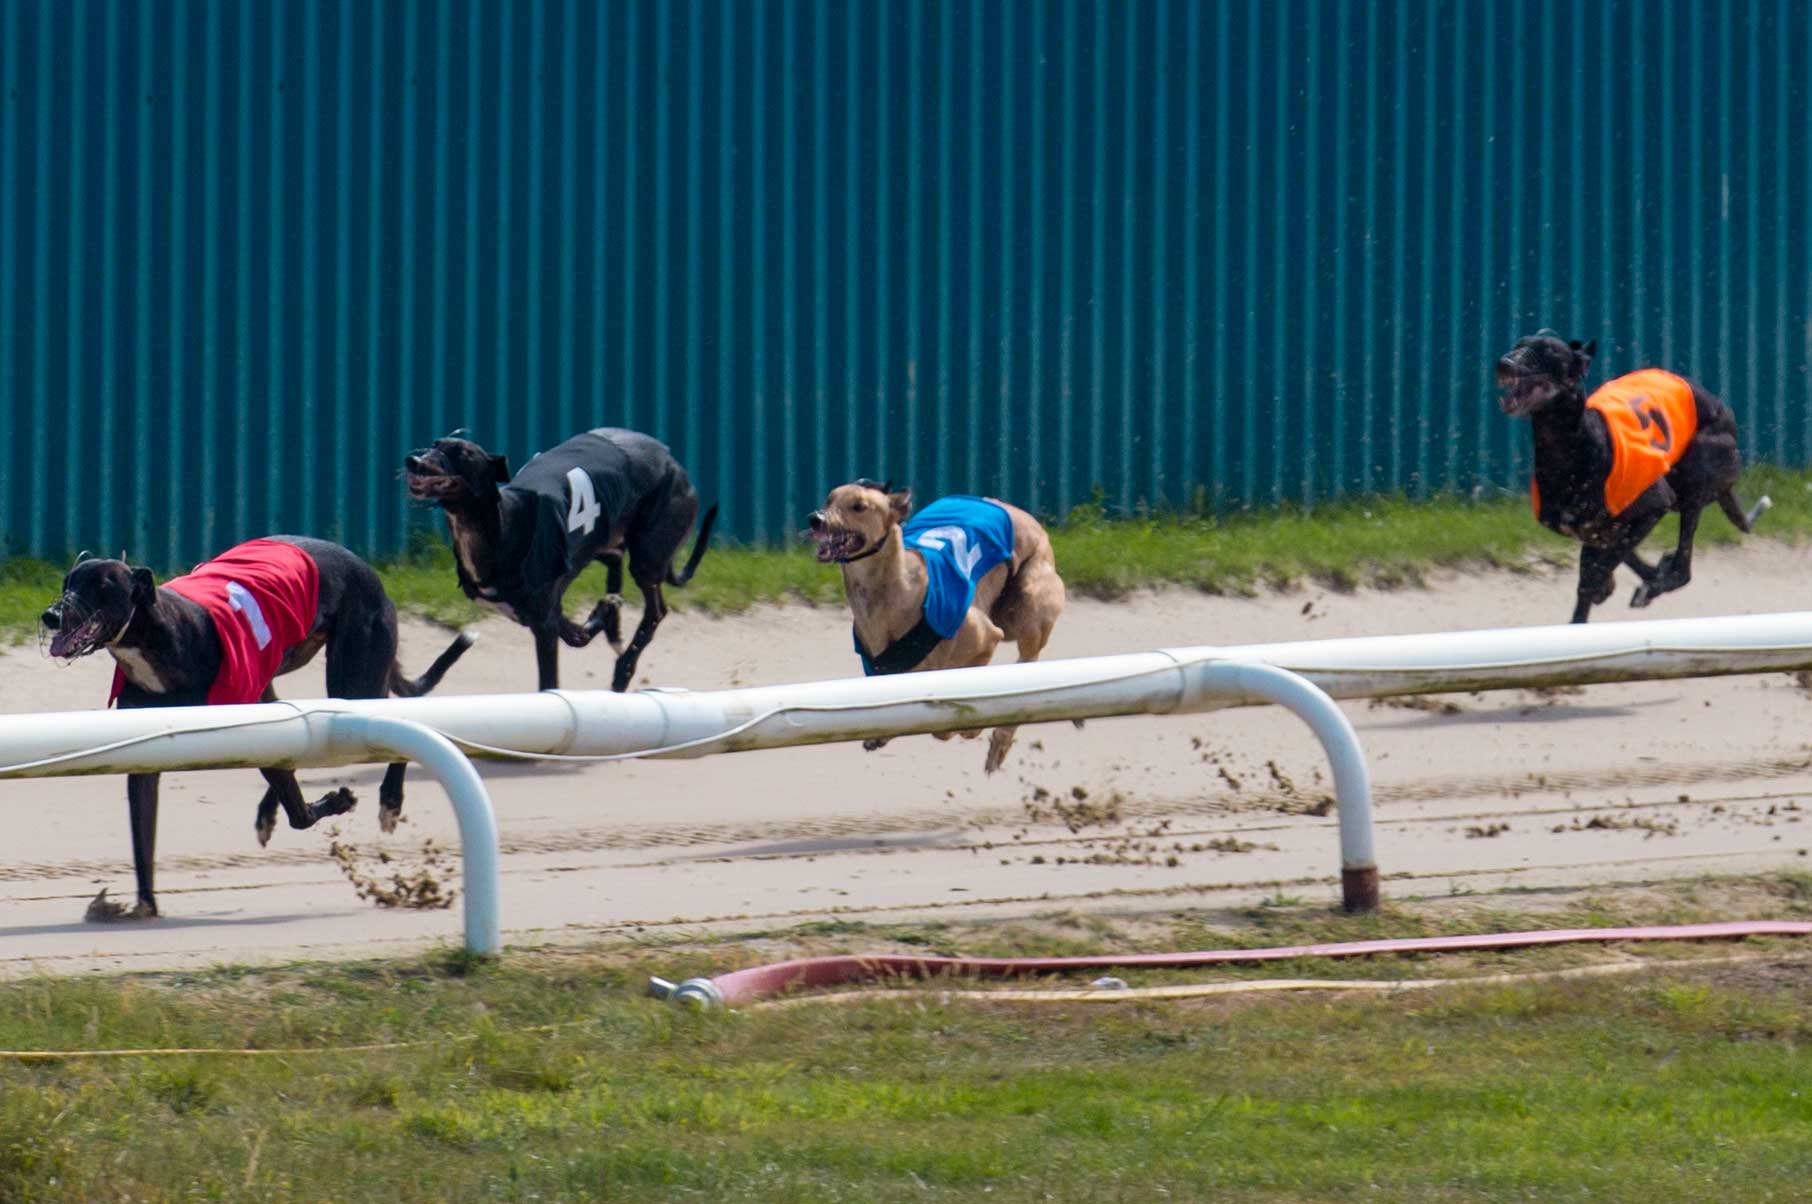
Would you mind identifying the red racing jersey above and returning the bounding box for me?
[109,539,321,706]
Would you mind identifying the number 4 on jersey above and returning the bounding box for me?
[565,467,602,534]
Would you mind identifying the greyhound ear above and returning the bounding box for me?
[129,566,156,604]
[1536,327,1561,340]
[1567,339,1596,382]
[886,488,913,521]
[489,454,510,482]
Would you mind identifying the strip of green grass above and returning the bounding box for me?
[9,466,1810,639]
[3,876,1812,1202]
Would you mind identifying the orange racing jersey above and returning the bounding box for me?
[1530,368,1699,519]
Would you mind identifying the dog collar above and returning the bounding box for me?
[103,605,137,648]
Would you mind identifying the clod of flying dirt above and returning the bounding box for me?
[1368,695,1464,715]
[1550,814,1680,839]
[1191,836,1276,854]
[1523,685,1586,707]
[328,836,457,909]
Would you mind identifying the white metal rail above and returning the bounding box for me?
[5,611,1812,956]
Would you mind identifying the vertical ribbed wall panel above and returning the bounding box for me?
[2,0,1810,561]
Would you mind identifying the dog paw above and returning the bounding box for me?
[862,737,891,753]
[84,888,156,923]
[312,787,358,822]
[378,802,402,834]
[255,813,276,848]
[598,596,626,653]
[1629,582,1655,608]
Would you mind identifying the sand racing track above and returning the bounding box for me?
[3,542,1810,977]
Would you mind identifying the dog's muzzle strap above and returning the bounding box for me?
[837,539,886,565]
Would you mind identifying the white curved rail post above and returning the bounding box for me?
[331,714,501,958]
[1191,661,1378,912]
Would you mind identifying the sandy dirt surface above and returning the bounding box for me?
[3,542,1810,978]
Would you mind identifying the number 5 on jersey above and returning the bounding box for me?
[566,466,602,534]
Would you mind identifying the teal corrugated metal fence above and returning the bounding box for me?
[2,0,1810,563]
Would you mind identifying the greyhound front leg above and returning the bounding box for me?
[1572,545,1622,624]
[600,554,626,653]
[534,624,561,690]
[89,773,162,921]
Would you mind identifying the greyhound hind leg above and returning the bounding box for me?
[983,621,1059,775]
[377,763,407,833]
[322,633,399,828]
[610,580,669,692]
[1632,506,1701,608]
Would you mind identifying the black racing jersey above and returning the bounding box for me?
[457,428,672,620]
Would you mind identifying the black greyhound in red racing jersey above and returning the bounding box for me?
[40,536,474,920]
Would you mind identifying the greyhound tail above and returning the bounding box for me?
[388,629,478,697]
[666,503,719,587]
[1718,489,1772,535]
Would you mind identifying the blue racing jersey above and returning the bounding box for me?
[855,495,1017,675]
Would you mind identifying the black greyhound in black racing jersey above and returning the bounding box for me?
[404,428,717,691]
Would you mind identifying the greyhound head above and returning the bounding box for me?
[1496,330,1596,417]
[403,436,512,506]
[808,480,913,564]
[41,555,156,660]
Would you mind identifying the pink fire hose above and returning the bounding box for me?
[649,920,1812,1008]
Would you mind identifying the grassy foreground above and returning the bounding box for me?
[4,877,1812,1201]
[6,466,1809,637]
